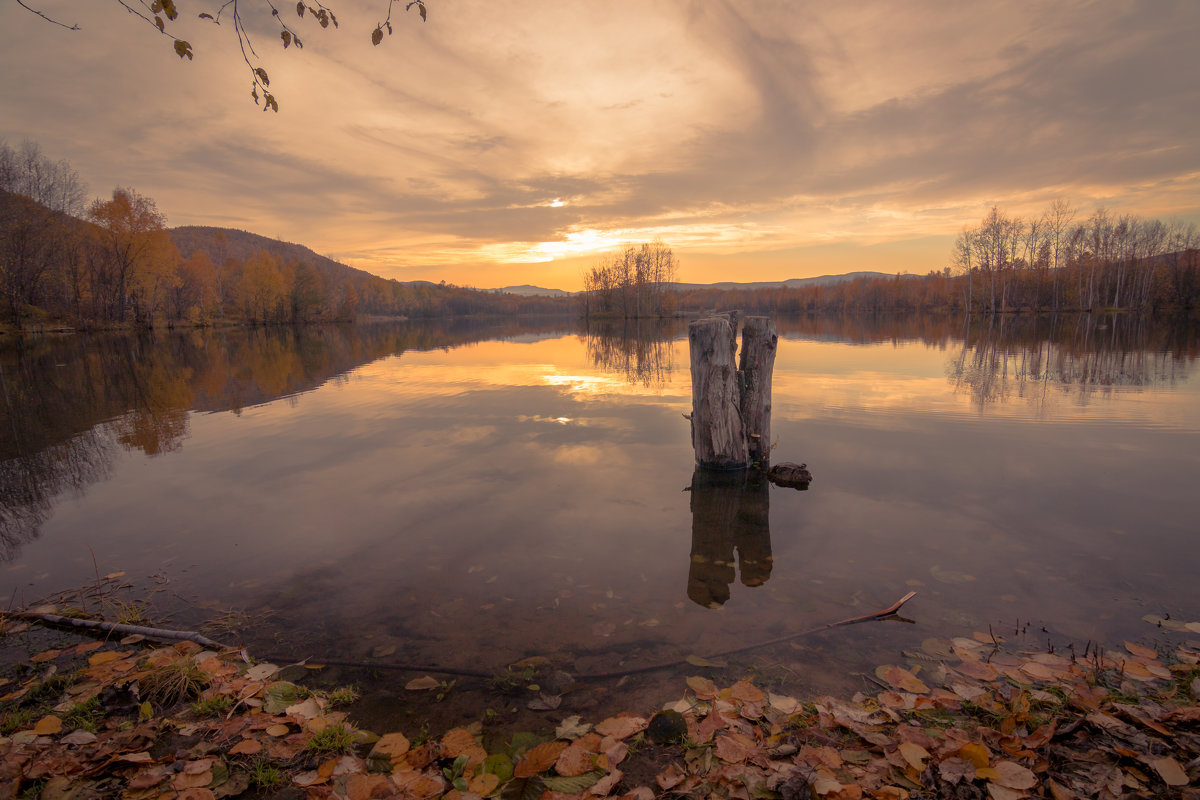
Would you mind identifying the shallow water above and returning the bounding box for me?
[3,314,1198,726]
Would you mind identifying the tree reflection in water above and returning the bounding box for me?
[0,319,578,561]
[584,318,681,389]
[944,314,1199,412]
[686,467,774,609]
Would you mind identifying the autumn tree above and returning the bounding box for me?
[580,241,679,319]
[0,139,88,322]
[86,187,170,323]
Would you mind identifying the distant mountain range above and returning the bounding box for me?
[169,226,897,298]
[488,272,898,296]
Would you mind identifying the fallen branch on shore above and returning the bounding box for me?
[2,610,231,650]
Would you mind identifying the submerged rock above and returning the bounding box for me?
[767,462,812,490]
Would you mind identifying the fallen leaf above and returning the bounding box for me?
[371,645,396,658]
[898,741,930,770]
[369,731,410,764]
[1149,756,1189,786]
[991,761,1036,790]
[1124,641,1158,659]
[556,715,592,739]
[593,715,646,740]
[958,743,990,768]
[31,649,61,663]
[405,676,439,691]
[514,741,568,778]
[33,716,62,735]
[528,692,562,711]
[229,739,262,755]
[656,763,686,790]
[685,655,726,667]
[686,676,718,699]
[265,724,291,737]
[555,743,596,776]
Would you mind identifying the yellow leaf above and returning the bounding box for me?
[958,742,990,768]
[33,715,62,735]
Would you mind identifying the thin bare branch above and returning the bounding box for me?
[16,0,81,29]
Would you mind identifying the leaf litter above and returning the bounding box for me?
[1,624,1199,799]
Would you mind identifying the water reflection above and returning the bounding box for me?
[687,467,774,609]
[944,314,1198,412]
[584,319,681,389]
[0,319,578,561]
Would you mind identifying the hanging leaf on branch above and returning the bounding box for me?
[20,0,432,110]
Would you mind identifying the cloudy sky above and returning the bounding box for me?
[2,1,1198,289]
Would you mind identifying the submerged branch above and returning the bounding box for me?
[4,610,232,650]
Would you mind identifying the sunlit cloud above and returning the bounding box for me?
[2,0,1197,288]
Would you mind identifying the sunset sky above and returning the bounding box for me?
[2,1,1198,290]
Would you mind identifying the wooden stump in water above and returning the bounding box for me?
[739,316,778,466]
[688,314,777,469]
[688,317,747,469]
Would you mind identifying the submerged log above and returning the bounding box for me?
[739,316,778,465]
[688,317,747,469]
[767,461,812,490]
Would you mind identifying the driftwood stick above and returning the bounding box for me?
[4,611,231,650]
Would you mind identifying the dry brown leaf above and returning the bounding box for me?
[897,741,930,770]
[587,768,622,797]
[954,660,999,681]
[177,790,216,800]
[31,649,60,663]
[370,731,410,763]
[88,650,129,666]
[440,728,478,758]
[172,770,213,790]
[727,680,764,704]
[555,743,596,777]
[593,715,646,740]
[686,675,717,699]
[345,773,392,800]
[655,763,686,790]
[878,662,931,695]
[229,739,262,756]
[265,724,291,737]
[514,741,568,778]
[985,784,1029,800]
[1124,641,1158,660]
[991,761,1036,790]
[1148,757,1189,786]
[714,731,757,764]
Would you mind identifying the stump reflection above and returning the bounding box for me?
[686,467,773,609]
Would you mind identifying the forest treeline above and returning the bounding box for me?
[0,140,574,330]
[671,204,1198,316]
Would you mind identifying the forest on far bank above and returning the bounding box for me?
[4,139,1199,334]
[0,141,573,331]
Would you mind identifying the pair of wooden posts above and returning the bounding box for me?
[688,314,778,469]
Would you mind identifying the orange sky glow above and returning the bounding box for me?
[2,1,1198,290]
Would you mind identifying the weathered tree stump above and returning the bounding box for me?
[739,316,778,465]
[688,317,747,469]
[688,314,777,469]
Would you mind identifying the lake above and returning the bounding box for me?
[2,314,1198,730]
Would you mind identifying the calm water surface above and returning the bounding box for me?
[3,315,1198,724]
